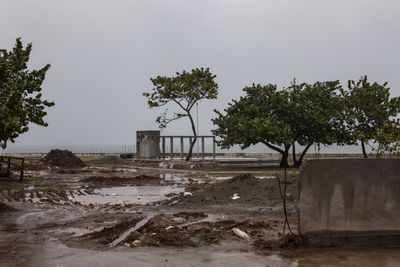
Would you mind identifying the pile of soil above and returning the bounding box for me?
[87,156,127,166]
[41,149,86,168]
[172,173,298,207]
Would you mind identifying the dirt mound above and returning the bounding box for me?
[172,173,298,207]
[87,156,127,165]
[41,149,86,168]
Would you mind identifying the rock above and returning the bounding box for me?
[232,228,250,240]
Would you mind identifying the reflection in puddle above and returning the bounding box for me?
[72,186,184,205]
[279,247,400,267]
[114,168,138,173]
[212,175,276,181]
[158,172,276,182]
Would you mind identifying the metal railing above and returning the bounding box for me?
[160,135,216,159]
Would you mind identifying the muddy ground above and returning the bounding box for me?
[1,157,400,267]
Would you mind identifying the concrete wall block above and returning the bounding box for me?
[299,159,400,235]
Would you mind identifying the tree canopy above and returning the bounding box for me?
[212,80,349,167]
[341,76,400,157]
[0,38,54,149]
[143,67,218,160]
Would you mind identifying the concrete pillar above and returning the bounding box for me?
[170,137,174,160]
[201,136,205,159]
[136,131,161,158]
[7,158,11,177]
[189,137,192,157]
[180,137,184,159]
[162,137,165,159]
[213,136,216,159]
[20,158,24,181]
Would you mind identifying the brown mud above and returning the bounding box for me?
[1,156,400,266]
[170,173,297,208]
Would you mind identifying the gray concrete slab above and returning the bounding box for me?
[299,159,400,240]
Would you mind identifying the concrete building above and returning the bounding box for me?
[136,130,161,158]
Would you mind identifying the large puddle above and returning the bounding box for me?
[72,186,184,205]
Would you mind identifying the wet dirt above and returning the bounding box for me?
[2,160,400,266]
[170,173,298,208]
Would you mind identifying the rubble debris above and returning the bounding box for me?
[231,193,240,200]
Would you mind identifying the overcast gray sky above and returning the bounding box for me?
[1,0,400,152]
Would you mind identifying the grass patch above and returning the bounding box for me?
[0,183,24,191]
[0,176,60,192]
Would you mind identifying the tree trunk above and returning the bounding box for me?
[292,143,297,165]
[361,140,368,158]
[261,141,291,168]
[185,113,197,161]
[293,143,312,167]
[279,145,291,168]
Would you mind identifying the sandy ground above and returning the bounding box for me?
[1,158,400,267]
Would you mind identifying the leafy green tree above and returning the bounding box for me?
[374,121,400,156]
[0,38,54,149]
[212,80,347,167]
[143,68,218,161]
[285,80,349,167]
[342,76,400,158]
[213,84,292,167]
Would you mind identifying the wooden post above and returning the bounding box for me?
[162,137,166,159]
[180,137,184,159]
[7,158,11,177]
[189,137,192,159]
[20,158,24,181]
[201,136,205,159]
[170,137,174,160]
[213,136,216,159]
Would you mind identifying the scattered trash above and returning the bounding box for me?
[232,227,250,240]
[165,226,174,230]
[183,192,192,197]
[231,193,240,200]
[131,240,141,247]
